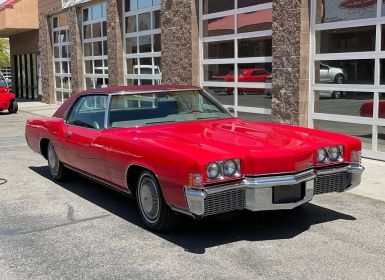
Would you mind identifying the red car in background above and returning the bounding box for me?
[0,74,18,114]
[360,100,385,118]
[25,85,364,232]
[213,68,271,94]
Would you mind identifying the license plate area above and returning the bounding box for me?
[273,183,305,204]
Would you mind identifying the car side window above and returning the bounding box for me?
[67,95,107,130]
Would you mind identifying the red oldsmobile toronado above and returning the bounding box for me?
[25,85,364,231]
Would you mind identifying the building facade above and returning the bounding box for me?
[2,0,385,161]
[0,0,40,100]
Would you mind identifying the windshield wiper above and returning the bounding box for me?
[144,120,176,125]
[196,116,220,120]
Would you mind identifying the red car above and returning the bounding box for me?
[360,100,385,118]
[0,75,18,114]
[213,68,270,94]
[25,85,364,231]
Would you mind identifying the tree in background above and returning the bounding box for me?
[0,38,10,68]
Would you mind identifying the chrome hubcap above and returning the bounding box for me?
[48,143,59,175]
[139,177,160,222]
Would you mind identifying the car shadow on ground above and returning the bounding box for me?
[30,166,356,254]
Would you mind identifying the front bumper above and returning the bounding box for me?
[184,163,364,217]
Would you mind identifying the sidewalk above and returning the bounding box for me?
[18,100,60,117]
[18,100,385,202]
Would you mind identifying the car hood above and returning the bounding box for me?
[114,118,348,175]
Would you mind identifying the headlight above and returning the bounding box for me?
[317,148,328,163]
[206,159,241,180]
[223,160,238,177]
[317,145,344,163]
[328,146,342,161]
[207,162,220,179]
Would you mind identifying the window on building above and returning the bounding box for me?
[51,13,72,102]
[123,0,161,86]
[200,0,273,122]
[82,2,108,89]
[310,0,385,160]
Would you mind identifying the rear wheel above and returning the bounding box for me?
[8,100,18,114]
[136,171,179,232]
[47,142,68,180]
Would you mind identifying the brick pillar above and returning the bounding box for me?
[68,7,84,92]
[271,0,310,126]
[106,0,125,86]
[161,0,198,85]
[39,13,55,104]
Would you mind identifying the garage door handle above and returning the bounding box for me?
[66,131,73,137]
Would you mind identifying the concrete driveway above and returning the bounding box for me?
[0,110,384,280]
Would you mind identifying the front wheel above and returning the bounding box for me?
[332,91,343,99]
[334,74,344,84]
[136,171,179,232]
[8,100,18,114]
[47,142,68,180]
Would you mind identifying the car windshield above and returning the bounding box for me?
[108,90,232,128]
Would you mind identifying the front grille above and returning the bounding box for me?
[204,189,245,216]
[315,172,352,195]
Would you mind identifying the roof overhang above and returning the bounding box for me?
[0,0,38,37]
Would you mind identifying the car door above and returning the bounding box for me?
[63,94,110,181]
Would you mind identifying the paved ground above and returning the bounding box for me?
[0,110,384,280]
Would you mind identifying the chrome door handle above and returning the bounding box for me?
[66,131,73,137]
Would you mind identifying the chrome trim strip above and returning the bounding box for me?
[104,94,112,129]
[64,164,132,196]
[204,169,316,195]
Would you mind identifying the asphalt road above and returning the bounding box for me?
[0,111,385,280]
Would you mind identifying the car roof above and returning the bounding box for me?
[79,85,200,95]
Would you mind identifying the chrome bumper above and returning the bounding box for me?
[184,164,364,217]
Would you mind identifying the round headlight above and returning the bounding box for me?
[223,160,238,177]
[207,162,220,179]
[317,148,328,163]
[328,146,342,161]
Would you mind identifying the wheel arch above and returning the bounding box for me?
[39,138,50,160]
[126,164,163,198]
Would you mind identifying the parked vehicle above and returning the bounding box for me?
[213,68,270,94]
[360,100,385,118]
[25,85,364,231]
[320,63,347,84]
[0,73,18,114]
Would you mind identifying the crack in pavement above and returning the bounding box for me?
[8,214,111,236]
